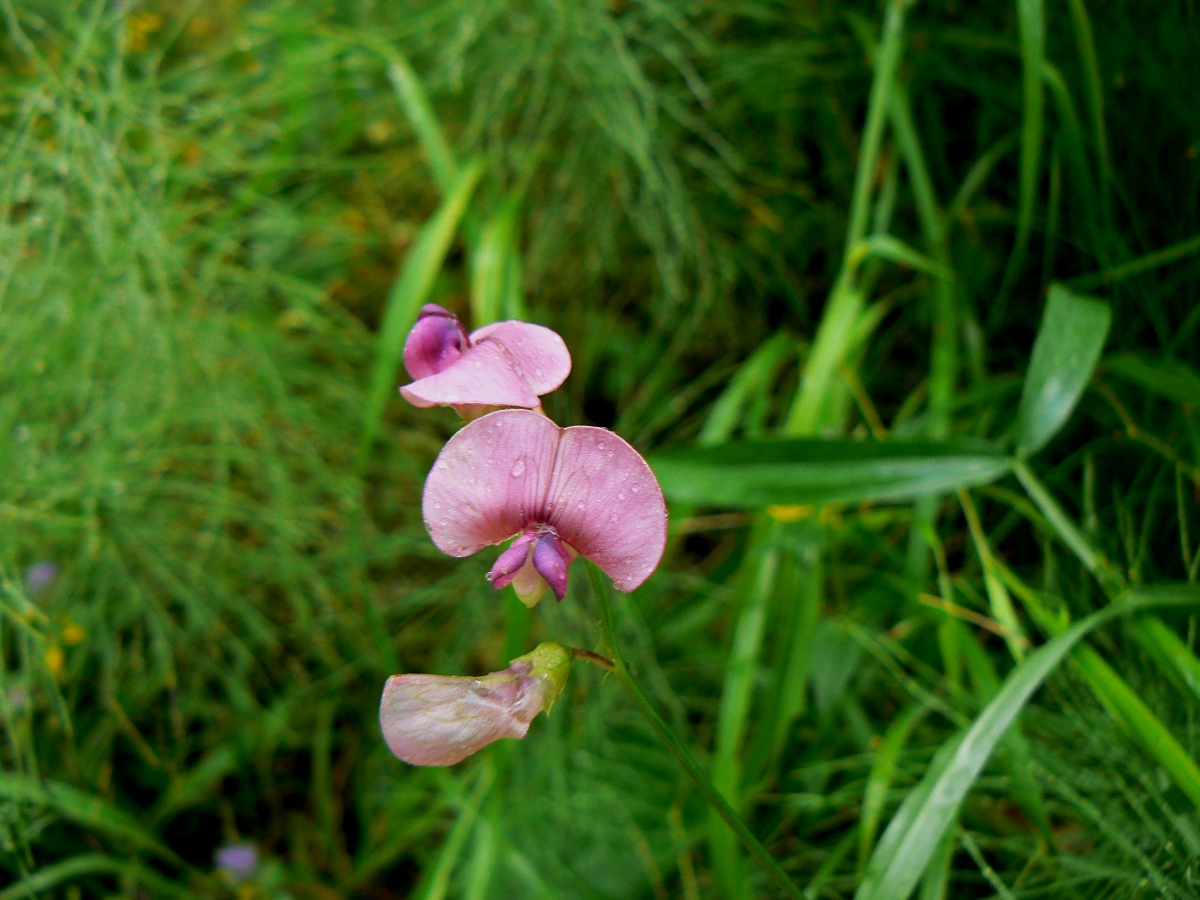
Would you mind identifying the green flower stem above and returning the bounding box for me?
[586,564,803,900]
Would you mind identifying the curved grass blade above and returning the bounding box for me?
[357,157,486,470]
[0,774,180,865]
[855,590,1200,900]
[652,439,1009,508]
[1016,284,1110,455]
[1103,353,1200,407]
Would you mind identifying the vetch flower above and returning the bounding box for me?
[214,842,258,884]
[380,642,572,766]
[401,304,571,413]
[423,408,668,606]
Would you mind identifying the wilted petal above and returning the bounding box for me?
[380,671,544,766]
[469,321,571,396]
[401,340,539,409]
[423,410,560,556]
[545,426,667,593]
[532,533,572,601]
[488,533,537,590]
[404,305,469,380]
[379,643,572,766]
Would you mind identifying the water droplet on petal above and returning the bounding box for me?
[577,500,585,509]
[617,492,625,500]
[631,486,640,494]
[610,513,619,522]
[511,459,526,477]
[535,367,543,377]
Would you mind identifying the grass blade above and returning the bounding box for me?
[385,52,459,194]
[1103,353,1200,407]
[998,0,1045,305]
[0,774,180,864]
[856,590,1200,900]
[652,439,1010,508]
[357,157,486,470]
[1016,284,1111,455]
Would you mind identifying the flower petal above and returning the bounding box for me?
[488,533,537,590]
[423,410,561,556]
[532,533,571,601]
[469,321,572,396]
[380,670,545,766]
[401,339,540,409]
[403,304,468,380]
[545,426,667,593]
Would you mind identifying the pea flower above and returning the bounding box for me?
[401,304,571,413]
[423,408,668,607]
[380,642,572,766]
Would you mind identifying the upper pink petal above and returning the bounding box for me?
[469,321,571,396]
[544,426,667,593]
[404,305,468,380]
[423,409,562,557]
[401,340,540,409]
[380,670,545,766]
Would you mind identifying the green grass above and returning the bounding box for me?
[2,0,1200,897]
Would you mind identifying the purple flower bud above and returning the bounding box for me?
[403,304,469,379]
[215,842,258,883]
[399,308,571,412]
[24,561,57,598]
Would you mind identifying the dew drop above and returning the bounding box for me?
[597,441,606,451]
[577,500,586,509]
[610,513,619,522]
[438,461,450,470]
[535,367,543,378]
[631,486,640,494]
[617,492,625,500]
[510,459,526,477]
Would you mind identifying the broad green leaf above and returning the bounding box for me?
[651,439,1009,508]
[855,589,1200,900]
[357,157,486,470]
[1104,353,1200,407]
[1016,284,1111,454]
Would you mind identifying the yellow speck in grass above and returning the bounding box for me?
[126,12,163,53]
[766,504,813,522]
[44,644,64,680]
[61,617,86,646]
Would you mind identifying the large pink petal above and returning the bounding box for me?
[423,409,561,556]
[401,340,540,409]
[545,426,667,593]
[469,321,571,396]
[380,670,545,766]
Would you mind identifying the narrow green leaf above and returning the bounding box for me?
[1005,0,1045,292]
[1016,284,1111,454]
[0,855,121,900]
[385,54,458,193]
[469,194,522,327]
[0,775,180,864]
[652,439,1009,508]
[1104,353,1200,407]
[358,157,486,470]
[699,332,793,446]
[855,590,1200,900]
[848,235,954,281]
[858,704,928,871]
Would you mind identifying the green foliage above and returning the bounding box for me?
[2,0,1199,898]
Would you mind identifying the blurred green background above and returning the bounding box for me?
[2,1,1199,897]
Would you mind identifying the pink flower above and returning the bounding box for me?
[380,643,572,766]
[401,304,571,413]
[423,409,668,606]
